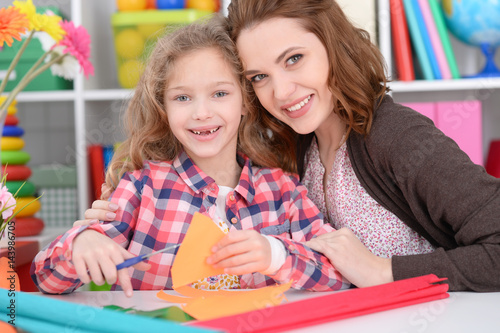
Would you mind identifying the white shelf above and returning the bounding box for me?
[389,77,500,93]
[14,90,76,102]
[84,89,133,101]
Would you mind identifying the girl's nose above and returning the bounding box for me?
[192,101,213,120]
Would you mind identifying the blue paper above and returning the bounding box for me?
[0,289,214,333]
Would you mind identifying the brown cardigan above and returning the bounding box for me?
[347,95,500,291]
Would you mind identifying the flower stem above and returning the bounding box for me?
[0,53,68,113]
[0,30,35,103]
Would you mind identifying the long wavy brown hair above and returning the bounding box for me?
[104,14,291,195]
[227,0,390,176]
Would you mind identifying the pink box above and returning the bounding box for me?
[402,102,436,122]
[436,100,482,165]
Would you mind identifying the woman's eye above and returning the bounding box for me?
[214,91,228,98]
[175,95,189,102]
[286,54,302,65]
[250,74,267,83]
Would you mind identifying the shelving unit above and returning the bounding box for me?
[9,0,500,226]
[377,0,500,161]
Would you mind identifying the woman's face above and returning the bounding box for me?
[236,17,334,135]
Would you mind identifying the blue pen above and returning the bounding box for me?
[116,244,181,270]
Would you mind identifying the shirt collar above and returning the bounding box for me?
[172,151,256,203]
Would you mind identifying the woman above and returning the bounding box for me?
[80,0,500,291]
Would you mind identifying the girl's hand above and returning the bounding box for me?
[206,230,272,275]
[305,228,393,288]
[71,230,150,297]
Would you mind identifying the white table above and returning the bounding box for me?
[39,289,500,332]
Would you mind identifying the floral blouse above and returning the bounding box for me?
[302,138,435,258]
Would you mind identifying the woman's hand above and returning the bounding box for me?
[206,230,271,275]
[73,201,119,227]
[305,228,393,288]
[72,230,150,297]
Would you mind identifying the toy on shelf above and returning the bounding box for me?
[0,99,45,237]
[111,8,213,88]
[156,0,185,10]
[117,0,148,11]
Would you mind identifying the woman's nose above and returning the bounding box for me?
[272,72,295,101]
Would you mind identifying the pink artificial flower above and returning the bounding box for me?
[56,20,94,78]
[0,185,16,220]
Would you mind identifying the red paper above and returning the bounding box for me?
[190,274,449,333]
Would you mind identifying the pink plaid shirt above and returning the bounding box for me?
[31,152,349,294]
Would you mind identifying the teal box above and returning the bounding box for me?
[0,7,73,92]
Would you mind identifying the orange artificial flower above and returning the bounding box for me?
[0,6,29,47]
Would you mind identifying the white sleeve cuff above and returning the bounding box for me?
[261,235,287,275]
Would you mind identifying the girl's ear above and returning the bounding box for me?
[241,106,248,116]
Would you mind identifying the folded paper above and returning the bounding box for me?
[158,212,292,320]
[171,212,226,289]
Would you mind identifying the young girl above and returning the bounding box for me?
[31,15,348,297]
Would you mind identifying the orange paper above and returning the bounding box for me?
[171,212,226,288]
[181,282,291,320]
[158,283,292,320]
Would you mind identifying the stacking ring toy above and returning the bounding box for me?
[6,181,36,197]
[2,125,24,137]
[1,137,25,151]
[13,196,41,217]
[1,165,32,180]
[5,115,19,126]
[1,151,31,165]
[7,106,17,115]
[13,217,45,237]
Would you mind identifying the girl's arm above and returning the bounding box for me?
[208,175,351,291]
[262,178,350,291]
[30,172,143,294]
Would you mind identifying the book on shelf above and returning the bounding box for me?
[418,0,452,79]
[88,144,117,201]
[402,0,434,80]
[428,0,460,79]
[390,0,415,81]
[411,0,442,79]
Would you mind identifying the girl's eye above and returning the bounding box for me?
[214,91,228,98]
[250,74,267,83]
[175,95,190,102]
[286,54,302,65]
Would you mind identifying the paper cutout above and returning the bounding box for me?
[190,274,449,333]
[157,212,292,321]
[158,283,291,321]
[171,212,226,289]
[182,282,291,320]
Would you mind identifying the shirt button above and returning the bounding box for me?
[229,194,235,201]
[288,245,295,252]
[231,217,238,224]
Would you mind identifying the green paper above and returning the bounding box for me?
[0,289,213,333]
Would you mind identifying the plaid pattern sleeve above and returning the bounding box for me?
[30,169,143,294]
[235,169,350,291]
[30,225,90,294]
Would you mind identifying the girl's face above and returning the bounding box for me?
[236,17,334,135]
[164,48,244,166]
